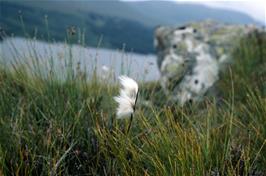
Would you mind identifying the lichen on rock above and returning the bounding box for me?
[154,19,261,105]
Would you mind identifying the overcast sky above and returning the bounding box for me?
[123,0,265,24]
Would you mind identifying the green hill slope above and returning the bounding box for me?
[0,1,154,53]
[129,1,259,26]
[0,1,261,53]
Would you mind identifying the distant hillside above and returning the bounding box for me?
[0,1,154,53]
[4,0,259,27]
[129,1,260,26]
[0,1,260,54]
[8,0,158,27]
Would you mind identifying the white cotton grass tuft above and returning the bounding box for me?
[114,76,139,119]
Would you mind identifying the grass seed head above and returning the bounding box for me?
[114,75,139,119]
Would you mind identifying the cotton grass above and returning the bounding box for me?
[114,76,139,119]
[114,75,139,133]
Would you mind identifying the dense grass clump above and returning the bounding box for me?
[0,31,266,175]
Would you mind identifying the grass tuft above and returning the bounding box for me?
[0,30,266,175]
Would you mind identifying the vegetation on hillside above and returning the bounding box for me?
[0,28,266,175]
[1,1,261,54]
[0,1,154,53]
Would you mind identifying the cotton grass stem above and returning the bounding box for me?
[126,91,139,134]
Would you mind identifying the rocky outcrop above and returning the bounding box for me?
[154,20,260,105]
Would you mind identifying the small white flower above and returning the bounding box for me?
[114,76,139,119]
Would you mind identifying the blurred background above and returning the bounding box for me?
[0,0,265,80]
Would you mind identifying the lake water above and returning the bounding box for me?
[0,37,160,81]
